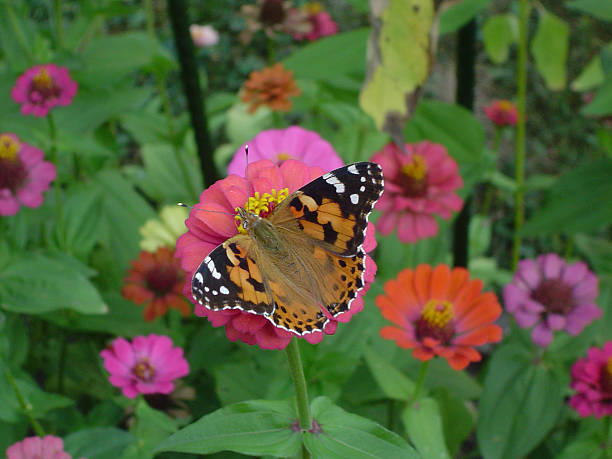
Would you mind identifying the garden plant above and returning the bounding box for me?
[0,0,611,458]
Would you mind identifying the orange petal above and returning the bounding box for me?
[457,293,502,331]
[430,264,451,300]
[380,326,418,348]
[414,264,433,304]
[376,296,410,327]
[447,267,469,300]
[445,353,471,371]
[452,278,484,315]
[412,347,435,361]
[454,325,503,346]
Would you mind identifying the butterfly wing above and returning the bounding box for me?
[191,235,273,316]
[273,162,384,256]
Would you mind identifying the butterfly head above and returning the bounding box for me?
[235,207,262,232]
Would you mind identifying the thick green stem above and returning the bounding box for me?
[266,35,276,65]
[285,339,311,431]
[47,114,65,249]
[512,0,530,270]
[5,366,45,437]
[53,0,63,48]
[411,360,430,404]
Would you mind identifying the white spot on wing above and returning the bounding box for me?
[350,194,359,204]
[195,272,203,284]
[220,286,229,295]
[360,185,365,192]
[334,183,345,194]
[348,164,359,174]
[360,176,366,183]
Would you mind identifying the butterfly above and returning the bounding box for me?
[191,162,384,335]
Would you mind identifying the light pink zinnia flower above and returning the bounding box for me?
[569,341,612,418]
[100,334,189,399]
[11,64,77,117]
[371,141,463,243]
[483,99,518,127]
[190,24,219,47]
[0,133,56,216]
[228,126,344,175]
[175,159,377,350]
[294,3,338,41]
[6,435,75,459]
[503,254,601,347]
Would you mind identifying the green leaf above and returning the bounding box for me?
[0,253,107,315]
[305,397,418,458]
[402,397,450,459]
[64,427,135,459]
[403,100,488,196]
[360,1,433,130]
[344,0,369,13]
[225,102,272,147]
[439,0,492,35]
[433,388,475,457]
[125,399,177,458]
[582,74,612,117]
[62,184,104,257]
[0,312,28,368]
[0,369,73,423]
[284,28,368,87]
[477,343,564,459]
[565,0,612,21]
[482,14,518,64]
[76,32,157,85]
[521,158,612,236]
[574,234,612,274]
[42,291,169,336]
[570,44,612,92]
[363,346,415,401]
[531,11,569,90]
[155,399,300,457]
[558,437,606,459]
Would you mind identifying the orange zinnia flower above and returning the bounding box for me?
[376,264,503,370]
[122,247,191,321]
[241,63,301,114]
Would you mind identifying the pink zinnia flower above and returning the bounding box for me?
[294,3,338,41]
[371,141,463,243]
[6,435,76,459]
[483,99,518,127]
[190,24,219,47]
[0,133,56,216]
[503,254,601,347]
[176,159,377,350]
[227,126,344,175]
[569,341,612,418]
[100,334,189,399]
[11,64,77,117]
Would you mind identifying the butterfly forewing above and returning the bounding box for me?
[274,162,384,256]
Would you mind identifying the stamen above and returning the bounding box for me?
[401,154,428,181]
[497,100,515,112]
[276,152,292,162]
[235,187,290,233]
[0,135,20,161]
[32,68,54,90]
[132,358,156,382]
[421,299,454,328]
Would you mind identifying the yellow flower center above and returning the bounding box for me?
[32,68,54,91]
[276,152,292,162]
[0,135,20,161]
[497,100,514,112]
[421,299,455,328]
[132,358,156,382]
[401,154,427,181]
[235,187,289,234]
[304,2,323,14]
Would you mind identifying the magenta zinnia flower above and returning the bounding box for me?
[294,3,338,41]
[0,133,56,216]
[483,99,518,127]
[503,254,601,347]
[100,334,189,399]
[6,435,76,459]
[176,159,377,350]
[569,342,612,418]
[228,126,344,175]
[371,141,463,243]
[11,64,77,117]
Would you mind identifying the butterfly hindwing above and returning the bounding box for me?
[275,162,384,256]
[192,236,273,316]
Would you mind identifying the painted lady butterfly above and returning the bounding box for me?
[191,162,384,335]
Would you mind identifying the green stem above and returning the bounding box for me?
[266,35,276,65]
[512,0,530,271]
[481,128,503,217]
[5,366,45,437]
[285,339,311,431]
[604,415,612,455]
[53,0,63,48]
[47,114,65,249]
[411,360,430,404]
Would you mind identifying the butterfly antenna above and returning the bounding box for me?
[178,202,234,216]
[245,144,251,197]
[177,202,192,209]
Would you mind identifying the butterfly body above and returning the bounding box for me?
[192,162,384,335]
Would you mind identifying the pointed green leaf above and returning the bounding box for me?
[483,14,518,64]
[305,397,418,458]
[439,0,492,35]
[565,0,612,22]
[531,11,569,90]
[64,427,135,459]
[402,397,450,459]
[363,346,415,401]
[154,400,300,457]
